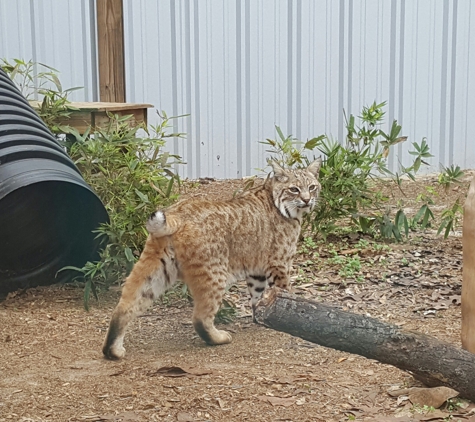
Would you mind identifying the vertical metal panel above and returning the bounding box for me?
[0,0,97,101]
[455,0,475,168]
[0,1,34,62]
[1,0,474,177]
[120,0,474,177]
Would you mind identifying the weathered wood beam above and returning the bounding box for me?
[96,0,126,102]
[463,176,475,353]
[255,288,475,402]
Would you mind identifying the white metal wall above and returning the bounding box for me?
[1,0,474,179]
[0,0,98,101]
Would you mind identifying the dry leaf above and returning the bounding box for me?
[397,395,410,406]
[176,412,196,422]
[148,366,213,377]
[389,386,459,409]
[98,411,143,421]
[388,388,411,397]
[273,375,308,384]
[341,248,359,255]
[337,357,348,363]
[419,409,452,420]
[257,395,297,407]
[408,386,459,408]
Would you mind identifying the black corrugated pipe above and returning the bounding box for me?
[0,67,109,296]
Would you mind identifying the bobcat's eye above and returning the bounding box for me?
[309,184,317,192]
[289,187,300,194]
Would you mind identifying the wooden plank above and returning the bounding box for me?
[28,101,152,134]
[29,101,153,112]
[62,102,153,112]
[96,0,126,102]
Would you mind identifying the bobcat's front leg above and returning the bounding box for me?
[268,264,291,290]
[248,266,290,321]
[102,236,174,360]
[246,275,268,322]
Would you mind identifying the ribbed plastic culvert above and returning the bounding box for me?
[0,67,109,296]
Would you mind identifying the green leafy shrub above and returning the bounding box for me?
[61,113,183,307]
[262,101,464,240]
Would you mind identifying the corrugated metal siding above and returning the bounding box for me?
[0,0,97,101]
[1,0,474,178]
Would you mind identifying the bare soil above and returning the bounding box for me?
[1,173,475,422]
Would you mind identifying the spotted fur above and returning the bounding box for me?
[103,159,322,359]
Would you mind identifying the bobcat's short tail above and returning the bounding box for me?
[146,210,180,237]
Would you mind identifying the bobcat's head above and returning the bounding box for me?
[269,158,322,221]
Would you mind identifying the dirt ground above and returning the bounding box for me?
[1,173,475,422]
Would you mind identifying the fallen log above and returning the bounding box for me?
[254,288,475,402]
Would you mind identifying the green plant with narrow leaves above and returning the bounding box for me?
[58,112,184,308]
[1,58,81,133]
[2,58,59,99]
[402,164,465,239]
[262,125,325,168]
[438,199,464,238]
[57,112,183,309]
[439,164,465,192]
[58,261,100,311]
[263,101,404,236]
[262,101,464,241]
[214,299,239,324]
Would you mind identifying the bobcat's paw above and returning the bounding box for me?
[194,320,233,345]
[103,341,126,360]
[210,329,233,345]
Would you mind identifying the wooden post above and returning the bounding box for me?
[462,176,475,353]
[96,0,126,102]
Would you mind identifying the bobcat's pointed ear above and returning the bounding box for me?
[270,160,289,182]
[307,157,322,178]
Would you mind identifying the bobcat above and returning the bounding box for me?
[103,159,322,360]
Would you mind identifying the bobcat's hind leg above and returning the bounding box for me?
[102,236,177,360]
[186,271,233,346]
